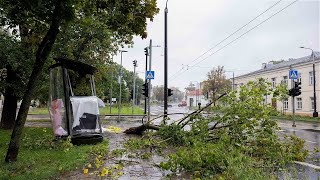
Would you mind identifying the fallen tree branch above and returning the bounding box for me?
[179,93,227,128]
[123,123,159,135]
[124,92,227,135]
[143,113,189,124]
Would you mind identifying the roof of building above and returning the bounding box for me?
[236,51,320,78]
[186,89,203,96]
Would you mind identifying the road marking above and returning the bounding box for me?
[304,140,317,144]
[294,161,320,170]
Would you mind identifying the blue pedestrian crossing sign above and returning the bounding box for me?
[289,70,298,79]
[146,71,155,80]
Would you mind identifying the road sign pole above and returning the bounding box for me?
[148,39,152,122]
[292,96,296,127]
[291,78,296,127]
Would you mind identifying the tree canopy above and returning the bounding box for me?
[0,0,159,162]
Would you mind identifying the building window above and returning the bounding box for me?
[311,97,314,110]
[298,73,302,83]
[271,78,276,88]
[284,98,288,110]
[309,71,314,85]
[282,76,288,85]
[297,98,302,110]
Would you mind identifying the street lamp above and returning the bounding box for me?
[300,47,318,117]
[118,50,128,122]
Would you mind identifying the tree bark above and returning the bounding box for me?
[5,0,65,162]
[0,65,18,129]
[0,90,17,129]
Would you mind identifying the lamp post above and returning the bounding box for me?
[300,47,318,117]
[164,0,169,118]
[118,50,128,122]
[132,60,137,114]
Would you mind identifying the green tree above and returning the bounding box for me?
[0,32,33,129]
[0,0,159,162]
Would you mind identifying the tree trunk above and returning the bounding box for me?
[0,90,17,129]
[5,0,64,162]
[0,65,18,129]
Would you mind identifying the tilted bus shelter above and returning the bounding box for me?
[48,58,104,145]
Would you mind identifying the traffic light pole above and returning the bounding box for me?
[148,39,152,122]
[292,96,296,127]
[291,79,296,127]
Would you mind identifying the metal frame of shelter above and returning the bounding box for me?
[48,58,103,145]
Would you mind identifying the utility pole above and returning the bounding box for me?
[132,60,137,114]
[164,0,169,119]
[144,48,148,114]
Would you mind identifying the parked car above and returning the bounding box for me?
[178,101,187,107]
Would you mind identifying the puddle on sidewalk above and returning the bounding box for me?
[61,120,172,180]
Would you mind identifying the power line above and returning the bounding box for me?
[169,0,283,79]
[170,0,299,81]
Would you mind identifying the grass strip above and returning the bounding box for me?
[0,128,108,179]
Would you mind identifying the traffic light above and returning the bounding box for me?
[142,83,148,97]
[168,88,173,97]
[288,88,295,96]
[133,60,137,67]
[288,81,301,97]
[144,47,148,56]
[294,81,301,96]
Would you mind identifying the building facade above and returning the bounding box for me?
[234,52,320,116]
[186,89,209,107]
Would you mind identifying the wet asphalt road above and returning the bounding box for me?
[151,104,320,179]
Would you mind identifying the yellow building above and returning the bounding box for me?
[234,52,320,116]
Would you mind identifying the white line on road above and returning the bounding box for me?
[304,140,318,144]
[294,161,320,170]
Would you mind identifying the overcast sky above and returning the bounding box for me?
[114,0,319,90]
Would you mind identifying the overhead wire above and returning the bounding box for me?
[169,0,283,80]
[169,0,299,81]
